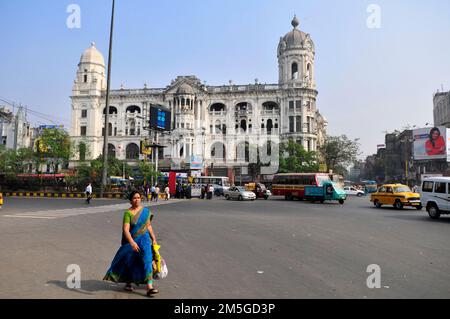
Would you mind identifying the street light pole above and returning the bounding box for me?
[101,0,116,198]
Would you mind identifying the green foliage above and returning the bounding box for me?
[38,128,74,172]
[89,155,132,185]
[319,135,361,175]
[136,161,162,186]
[279,140,319,173]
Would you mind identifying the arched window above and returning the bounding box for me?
[108,144,116,158]
[292,62,298,80]
[307,63,312,79]
[210,103,226,113]
[262,101,280,114]
[126,105,141,113]
[103,106,118,115]
[126,143,140,160]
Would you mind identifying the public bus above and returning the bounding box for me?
[191,176,231,197]
[272,173,331,200]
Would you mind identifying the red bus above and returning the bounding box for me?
[272,173,331,200]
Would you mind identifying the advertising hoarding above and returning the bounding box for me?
[413,126,449,161]
[149,105,171,131]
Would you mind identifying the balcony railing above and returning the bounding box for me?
[209,110,226,116]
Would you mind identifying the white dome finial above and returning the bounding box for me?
[91,42,96,47]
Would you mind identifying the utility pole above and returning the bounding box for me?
[13,105,20,151]
[101,0,116,197]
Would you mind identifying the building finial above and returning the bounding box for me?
[91,41,96,47]
[292,15,299,29]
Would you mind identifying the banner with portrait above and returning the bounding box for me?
[413,126,448,161]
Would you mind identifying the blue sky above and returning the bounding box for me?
[1,0,449,157]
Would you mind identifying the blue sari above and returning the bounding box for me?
[103,207,153,284]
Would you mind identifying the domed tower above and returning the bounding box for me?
[70,43,107,163]
[278,16,316,88]
[72,42,106,95]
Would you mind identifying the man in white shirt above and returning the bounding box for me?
[85,183,93,204]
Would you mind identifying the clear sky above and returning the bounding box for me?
[1,0,449,158]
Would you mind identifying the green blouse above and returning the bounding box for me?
[123,208,153,225]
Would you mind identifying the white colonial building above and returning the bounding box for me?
[70,16,328,182]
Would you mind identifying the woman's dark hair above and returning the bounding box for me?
[128,190,141,202]
[429,127,441,147]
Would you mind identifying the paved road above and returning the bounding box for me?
[0,196,449,299]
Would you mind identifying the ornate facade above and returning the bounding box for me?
[70,17,328,181]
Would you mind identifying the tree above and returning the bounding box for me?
[137,161,162,187]
[279,140,319,173]
[38,128,73,173]
[319,135,361,175]
[89,155,132,187]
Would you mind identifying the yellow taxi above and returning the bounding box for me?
[370,184,422,210]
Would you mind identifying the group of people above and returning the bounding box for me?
[175,182,192,199]
[143,184,171,202]
[201,184,215,200]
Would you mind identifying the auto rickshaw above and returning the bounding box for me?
[245,182,271,200]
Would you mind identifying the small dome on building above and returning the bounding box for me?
[80,42,105,66]
[176,83,194,95]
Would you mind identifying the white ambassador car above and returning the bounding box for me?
[343,186,365,197]
[224,186,256,201]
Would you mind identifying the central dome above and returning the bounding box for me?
[282,16,307,48]
[177,83,194,95]
[79,42,105,66]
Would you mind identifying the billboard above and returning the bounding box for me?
[149,105,171,131]
[413,126,450,161]
[189,156,203,170]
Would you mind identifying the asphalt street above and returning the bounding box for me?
[0,195,449,299]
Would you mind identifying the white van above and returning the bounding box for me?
[420,177,450,219]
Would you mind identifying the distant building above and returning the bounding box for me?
[433,90,450,127]
[0,106,32,150]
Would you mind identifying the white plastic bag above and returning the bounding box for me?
[154,258,168,280]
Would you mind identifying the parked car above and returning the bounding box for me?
[370,184,421,210]
[420,177,450,219]
[213,184,230,196]
[224,186,256,201]
[343,186,365,197]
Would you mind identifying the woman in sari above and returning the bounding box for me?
[104,191,159,296]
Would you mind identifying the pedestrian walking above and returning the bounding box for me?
[85,183,93,204]
[164,185,170,201]
[103,191,159,297]
[150,185,156,202]
[201,185,205,199]
[155,185,160,202]
[209,185,214,199]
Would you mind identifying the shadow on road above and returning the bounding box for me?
[46,279,140,296]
